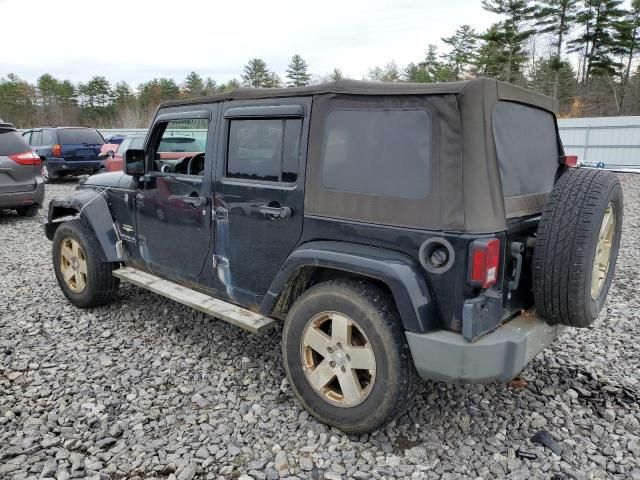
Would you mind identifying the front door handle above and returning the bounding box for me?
[258,204,292,219]
[182,195,206,207]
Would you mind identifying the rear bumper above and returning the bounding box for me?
[47,157,101,174]
[0,178,45,208]
[406,312,564,384]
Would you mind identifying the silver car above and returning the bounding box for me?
[0,120,45,216]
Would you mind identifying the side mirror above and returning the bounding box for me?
[124,149,145,177]
[107,149,115,158]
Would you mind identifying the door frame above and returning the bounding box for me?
[134,105,219,281]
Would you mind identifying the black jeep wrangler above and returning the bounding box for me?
[45,78,623,433]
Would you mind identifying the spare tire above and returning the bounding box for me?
[533,168,623,327]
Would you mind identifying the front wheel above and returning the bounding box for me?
[52,220,120,308]
[282,280,418,434]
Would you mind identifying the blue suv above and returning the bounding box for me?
[22,127,104,182]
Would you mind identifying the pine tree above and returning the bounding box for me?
[481,0,537,82]
[286,54,311,87]
[183,71,205,97]
[611,0,640,113]
[328,68,344,81]
[442,25,478,80]
[241,59,271,88]
[535,0,579,98]
[569,0,625,83]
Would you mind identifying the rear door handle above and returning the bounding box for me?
[258,205,292,219]
[182,195,206,207]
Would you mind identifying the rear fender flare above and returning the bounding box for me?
[262,241,440,332]
[45,188,121,262]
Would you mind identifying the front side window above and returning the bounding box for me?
[226,118,302,183]
[150,118,209,176]
[321,109,432,199]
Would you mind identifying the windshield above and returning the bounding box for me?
[58,129,104,145]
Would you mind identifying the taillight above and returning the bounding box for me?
[469,238,501,289]
[52,144,62,157]
[561,155,579,167]
[9,151,41,166]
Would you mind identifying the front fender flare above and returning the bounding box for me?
[45,188,121,262]
[262,241,440,332]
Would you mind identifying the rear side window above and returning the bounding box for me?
[226,118,302,183]
[131,137,145,149]
[42,129,56,145]
[58,129,104,145]
[0,130,30,156]
[321,109,431,198]
[492,102,558,197]
[31,131,43,146]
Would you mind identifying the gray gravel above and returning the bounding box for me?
[1,175,639,480]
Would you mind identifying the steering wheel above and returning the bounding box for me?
[187,153,206,176]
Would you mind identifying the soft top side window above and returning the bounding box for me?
[226,118,302,184]
[321,108,432,199]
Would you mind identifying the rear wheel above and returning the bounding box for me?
[282,279,418,433]
[41,161,56,183]
[533,168,623,327]
[52,220,120,308]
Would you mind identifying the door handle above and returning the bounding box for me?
[182,195,206,207]
[258,204,292,219]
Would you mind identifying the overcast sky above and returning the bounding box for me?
[0,0,503,87]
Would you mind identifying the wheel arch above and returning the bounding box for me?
[261,241,440,333]
[45,188,121,262]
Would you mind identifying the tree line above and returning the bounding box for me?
[2,0,639,128]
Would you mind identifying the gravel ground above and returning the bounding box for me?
[0,175,638,480]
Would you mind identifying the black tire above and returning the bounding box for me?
[533,168,623,327]
[16,205,39,217]
[282,279,418,433]
[52,219,120,308]
[41,161,57,184]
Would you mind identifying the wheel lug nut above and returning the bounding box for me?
[330,361,336,368]
[327,347,333,353]
[346,355,351,361]
[341,366,346,372]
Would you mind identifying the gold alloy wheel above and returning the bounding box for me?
[301,312,376,408]
[60,238,88,293]
[591,203,616,300]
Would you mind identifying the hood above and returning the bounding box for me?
[83,171,133,189]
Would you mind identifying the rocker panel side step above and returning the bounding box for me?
[113,267,277,333]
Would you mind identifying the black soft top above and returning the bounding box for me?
[159,78,560,233]
[161,78,556,114]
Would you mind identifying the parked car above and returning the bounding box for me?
[44,79,624,433]
[22,126,104,182]
[0,119,44,216]
[100,134,146,172]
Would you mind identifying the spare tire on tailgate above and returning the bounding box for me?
[533,168,623,327]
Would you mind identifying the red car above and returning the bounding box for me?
[101,135,146,172]
[101,135,203,172]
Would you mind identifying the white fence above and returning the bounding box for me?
[558,116,640,170]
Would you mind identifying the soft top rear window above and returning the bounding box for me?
[492,101,558,198]
[0,130,30,156]
[58,129,104,145]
